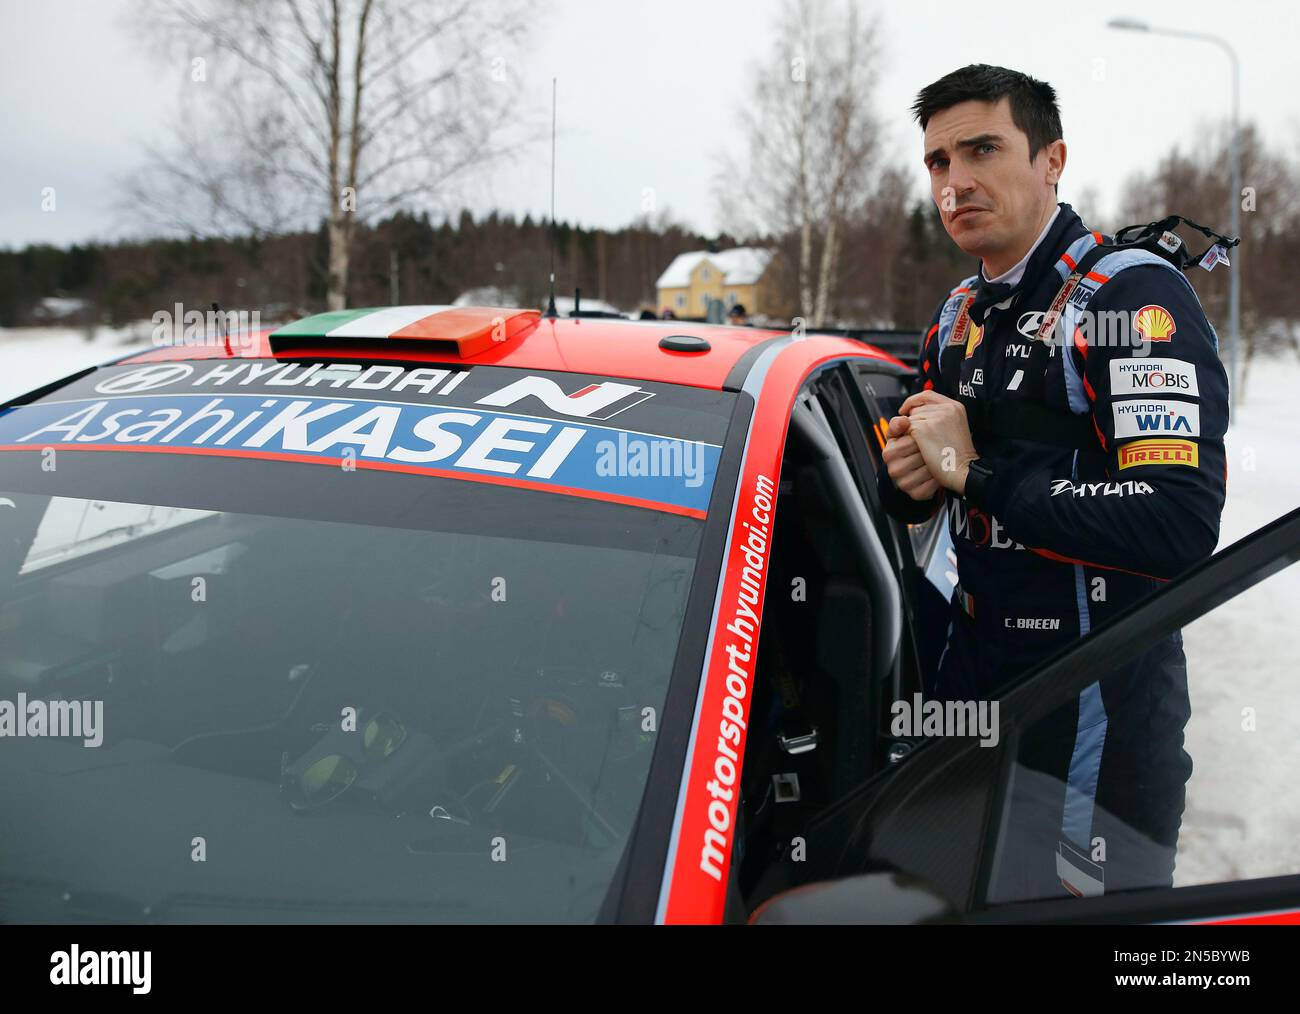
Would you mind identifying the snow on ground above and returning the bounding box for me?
[1177,352,1300,888]
[1,326,1298,892]
[0,324,154,400]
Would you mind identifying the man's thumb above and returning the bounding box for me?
[886,415,911,438]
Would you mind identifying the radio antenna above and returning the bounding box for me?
[544,77,559,320]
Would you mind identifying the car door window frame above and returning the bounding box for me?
[822,363,940,696]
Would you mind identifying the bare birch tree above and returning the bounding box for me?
[125,0,535,309]
[717,0,882,327]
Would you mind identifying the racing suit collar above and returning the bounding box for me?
[981,205,1062,288]
[970,202,1087,322]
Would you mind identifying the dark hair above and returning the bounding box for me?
[912,64,1062,162]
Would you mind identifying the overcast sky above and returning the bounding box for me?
[2,0,1296,248]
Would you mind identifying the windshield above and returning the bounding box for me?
[0,360,735,923]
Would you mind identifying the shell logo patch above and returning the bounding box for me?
[964,321,984,359]
[1134,304,1176,342]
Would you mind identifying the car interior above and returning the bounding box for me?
[729,369,928,914]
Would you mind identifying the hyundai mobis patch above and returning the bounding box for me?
[0,362,735,517]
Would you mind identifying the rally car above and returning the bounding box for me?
[0,304,1296,924]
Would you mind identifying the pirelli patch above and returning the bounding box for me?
[1117,438,1198,470]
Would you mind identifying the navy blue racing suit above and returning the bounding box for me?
[878,203,1229,901]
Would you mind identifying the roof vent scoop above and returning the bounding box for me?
[268,306,539,358]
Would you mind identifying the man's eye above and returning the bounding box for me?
[977,143,997,155]
[929,158,948,170]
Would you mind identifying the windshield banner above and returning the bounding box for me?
[0,393,720,518]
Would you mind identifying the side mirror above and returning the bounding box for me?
[749,871,956,925]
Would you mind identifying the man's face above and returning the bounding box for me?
[922,97,1063,268]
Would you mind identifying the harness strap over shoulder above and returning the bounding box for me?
[936,231,1219,452]
[931,215,1228,455]
[1033,240,1113,344]
[944,241,1114,451]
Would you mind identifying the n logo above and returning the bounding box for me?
[476,376,654,419]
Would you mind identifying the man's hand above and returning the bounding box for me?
[882,415,942,502]
[898,390,979,494]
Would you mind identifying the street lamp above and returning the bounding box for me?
[1107,17,1241,417]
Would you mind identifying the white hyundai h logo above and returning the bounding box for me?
[94,364,195,393]
[1017,311,1047,338]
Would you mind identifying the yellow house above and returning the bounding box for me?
[656,247,776,318]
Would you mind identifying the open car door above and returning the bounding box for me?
[754,504,1300,924]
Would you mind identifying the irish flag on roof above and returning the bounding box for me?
[271,305,539,355]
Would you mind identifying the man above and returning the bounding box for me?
[879,65,1228,900]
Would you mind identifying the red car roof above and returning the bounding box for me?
[116,307,906,390]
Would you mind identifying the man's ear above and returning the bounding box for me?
[1040,139,1067,187]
